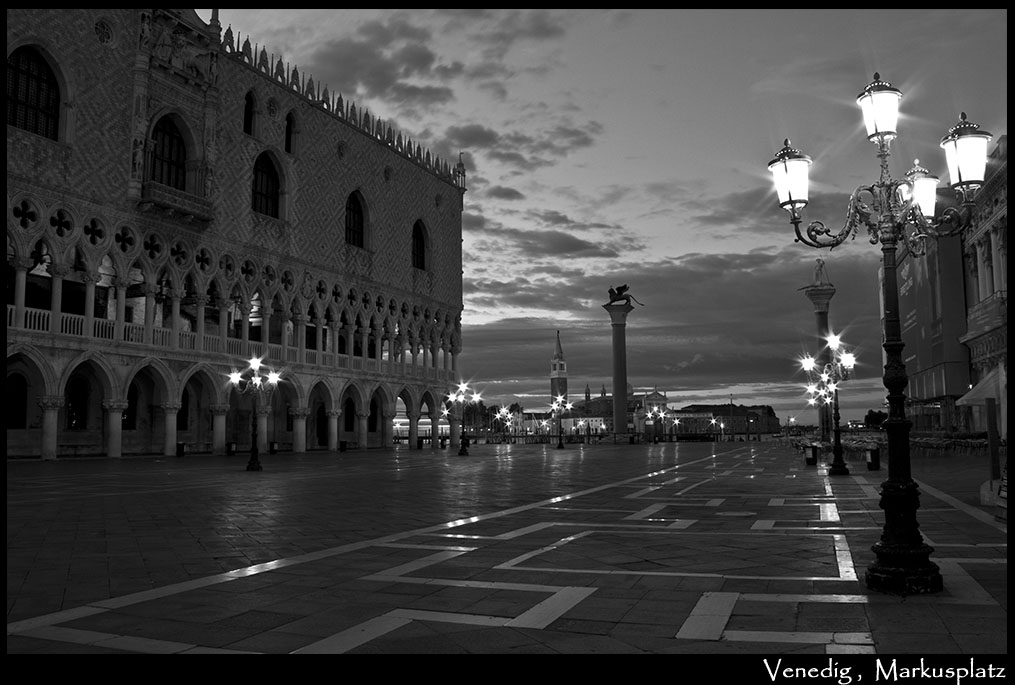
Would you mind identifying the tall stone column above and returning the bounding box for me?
[801,261,836,444]
[602,299,635,442]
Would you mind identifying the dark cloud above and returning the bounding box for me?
[445,124,501,149]
[485,186,526,201]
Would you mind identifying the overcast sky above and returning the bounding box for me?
[196,9,1007,423]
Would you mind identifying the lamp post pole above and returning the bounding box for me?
[767,73,992,594]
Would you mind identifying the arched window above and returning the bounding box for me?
[7,46,60,140]
[252,152,280,218]
[150,117,186,190]
[243,91,255,135]
[345,194,364,248]
[284,112,295,153]
[412,221,427,270]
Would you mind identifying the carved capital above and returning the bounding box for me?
[210,403,230,415]
[102,399,130,411]
[289,407,311,419]
[326,410,341,419]
[38,395,65,411]
[162,402,182,413]
[48,264,71,278]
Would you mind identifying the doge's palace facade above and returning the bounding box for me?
[7,9,466,458]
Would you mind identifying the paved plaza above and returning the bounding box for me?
[7,440,1007,661]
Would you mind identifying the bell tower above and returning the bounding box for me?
[550,330,568,403]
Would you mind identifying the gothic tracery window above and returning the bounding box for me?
[252,152,280,218]
[7,46,60,140]
[151,116,186,190]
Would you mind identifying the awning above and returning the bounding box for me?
[956,369,1002,406]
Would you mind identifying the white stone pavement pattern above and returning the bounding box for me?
[6,440,1007,654]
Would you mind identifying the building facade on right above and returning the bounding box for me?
[891,135,1006,440]
[958,135,1007,440]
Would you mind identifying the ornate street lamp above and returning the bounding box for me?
[228,357,282,472]
[495,406,511,443]
[767,73,992,595]
[646,405,669,443]
[550,394,573,449]
[448,382,481,455]
[801,333,857,476]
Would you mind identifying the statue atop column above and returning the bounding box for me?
[606,284,645,307]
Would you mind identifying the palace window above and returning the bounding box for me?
[285,112,295,153]
[7,46,60,140]
[252,152,280,218]
[243,91,255,135]
[412,220,428,270]
[345,194,364,248]
[150,117,186,191]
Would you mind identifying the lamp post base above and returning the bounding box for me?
[865,480,942,594]
[827,460,850,476]
[246,448,263,472]
[865,546,942,595]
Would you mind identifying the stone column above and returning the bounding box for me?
[408,408,420,449]
[976,239,991,301]
[143,282,157,345]
[239,303,252,356]
[211,403,229,454]
[102,399,129,458]
[357,411,369,448]
[380,404,394,446]
[327,410,340,450]
[13,257,32,328]
[194,295,208,351]
[48,264,69,335]
[39,395,64,460]
[989,228,1004,295]
[602,300,634,442]
[162,402,180,456]
[291,407,309,453]
[114,278,129,341]
[295,314,309,362]
[315,317,326,357]
[256,404,270,454]
[219,299,230,351]
[802,277,836,444]
[260,306,272,357]
[170,288,184,349]
[82,272,97,338]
